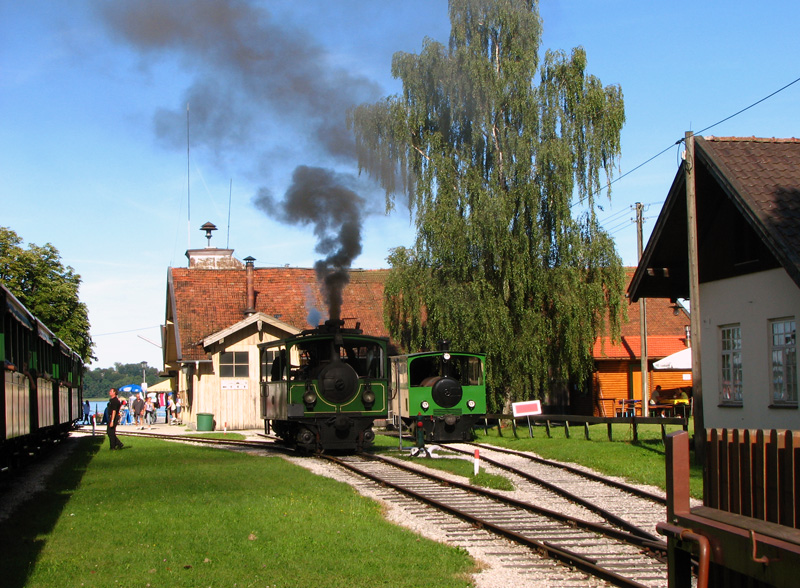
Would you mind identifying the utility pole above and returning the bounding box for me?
[685,132,705,465]
[636,203,649,415]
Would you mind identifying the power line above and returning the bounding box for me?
[695,75,800,136]
[573,74,800,219]
[94,326,161,337]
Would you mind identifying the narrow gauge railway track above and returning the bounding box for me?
[107,430,287,452]
[446,442,668,540]
[325,452,669,588]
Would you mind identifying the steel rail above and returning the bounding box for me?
[466,442,667,504]
[446,443,663,541]
[325,453,665,588]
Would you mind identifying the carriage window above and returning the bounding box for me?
[220,351,249,378]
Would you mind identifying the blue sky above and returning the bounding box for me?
[2,1,798,370]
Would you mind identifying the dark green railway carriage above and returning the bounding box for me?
[2,284,83,470]
[389,345,487,442]
[258,320,389,452]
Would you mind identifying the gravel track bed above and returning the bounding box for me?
[286,454,616,588]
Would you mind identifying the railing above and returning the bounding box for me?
[659,430,800,588]
[705,428,799,529]
[483,413,688,442]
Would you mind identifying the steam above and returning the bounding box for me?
[95,0,383,321]
[254,166,363,322]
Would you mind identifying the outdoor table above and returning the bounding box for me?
[617,399,642,417]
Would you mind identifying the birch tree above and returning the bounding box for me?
[352,0,626,408]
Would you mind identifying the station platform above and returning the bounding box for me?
[74,420,266,440]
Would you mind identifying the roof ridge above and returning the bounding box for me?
[704,135,800,143]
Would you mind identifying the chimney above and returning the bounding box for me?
[244,256,256,315]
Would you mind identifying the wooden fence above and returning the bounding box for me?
[484,413,688,442]
[659,430,800,588]
[705,428,799,530]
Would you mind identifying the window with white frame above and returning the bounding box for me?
[220,351,249,378]
[720,324,742,404]
[770,318,797,405]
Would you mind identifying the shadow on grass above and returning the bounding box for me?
[0,435,103,588]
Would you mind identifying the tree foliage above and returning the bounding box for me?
[83,362,165,399]
[0,226,94,362]
[351,0,627,409]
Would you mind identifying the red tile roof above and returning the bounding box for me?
[168,264,688,363]
[169,266,389,361]
[593,336,689,360]
[594,268,690,359]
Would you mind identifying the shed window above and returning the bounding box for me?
[770,318,797,405]
[220,351,249,378]
[720,325,742,405]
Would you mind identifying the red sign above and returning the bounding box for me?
[512,400,542,417]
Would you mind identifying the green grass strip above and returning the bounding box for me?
[2,436,475,588]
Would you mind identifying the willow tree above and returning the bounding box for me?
[351,0,626,409]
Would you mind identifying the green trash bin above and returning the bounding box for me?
[196,413,214,432]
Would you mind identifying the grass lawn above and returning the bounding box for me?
[375,419,703,499]
[2,435,475,588]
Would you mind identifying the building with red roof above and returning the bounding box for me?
[161,245,390,429]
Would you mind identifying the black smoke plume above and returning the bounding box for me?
[95,0,382,320]
[254,166,364,322]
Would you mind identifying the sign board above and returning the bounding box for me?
[221,379,249,390]
[512,400,542,417]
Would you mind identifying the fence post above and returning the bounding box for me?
[584,422,590,440]
[607,422,613,441]
[564,421,571,439]
[545,420,552,438]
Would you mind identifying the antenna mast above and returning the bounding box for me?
[227,178,232,248]
[187,103,191,251]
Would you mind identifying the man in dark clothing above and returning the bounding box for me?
[107,388,124,450]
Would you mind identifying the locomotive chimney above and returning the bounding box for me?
[244,256,256,315]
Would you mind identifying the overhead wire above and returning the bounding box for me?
[571,75,800,233]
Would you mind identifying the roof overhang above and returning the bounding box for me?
[629,136,792,302]
[202,311,302,349]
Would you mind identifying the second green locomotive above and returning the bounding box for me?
[389,343,486,442]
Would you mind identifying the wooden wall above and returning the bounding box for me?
[593,360,692,416]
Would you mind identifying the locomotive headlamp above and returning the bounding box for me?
[303,388,317,406]
[420,400,430,411]
[443,352,451,361]
[467,400,476,410]
[362,388,375,406]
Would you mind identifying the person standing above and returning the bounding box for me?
[107,388,124,450]
[168,395,177,424]
[132,393,145,429]
[174,395,182,424]
[144,396,155,429]
[82,400,91,424]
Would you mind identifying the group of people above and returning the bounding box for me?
[100,388,183,450]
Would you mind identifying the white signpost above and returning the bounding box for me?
[512,400,542,438]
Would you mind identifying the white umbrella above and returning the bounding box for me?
[653,348,692,370]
